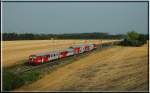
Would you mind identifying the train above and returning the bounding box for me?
[28,43,97,65]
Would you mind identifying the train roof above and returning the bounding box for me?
[30,43,95,56]
[70,44,86,47]
[70,43,94,48]
[30,48,74,56]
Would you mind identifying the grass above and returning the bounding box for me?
[2,70,41,91]
[2,71,15,90]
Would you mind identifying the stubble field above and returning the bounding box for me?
[2,40,118,67]
[14,42,148,92]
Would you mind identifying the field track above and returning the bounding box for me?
[2,40,118,67]
[15,43,148,92]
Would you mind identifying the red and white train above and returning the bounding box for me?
[28,43,97,65]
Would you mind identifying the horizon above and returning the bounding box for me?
[2,31,148,35]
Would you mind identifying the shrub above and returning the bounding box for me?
[127,31,139,40]
[122,31,147,47]
[2,70,40,91]
[2,71,15,91]
[20,70,40,84]
[3,71,25,91]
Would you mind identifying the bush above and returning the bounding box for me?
[122,31,147,47]
[2,71,15,91]
[138,34,147,44]
[3,71,25,91]
[122,38,145,47]
[20,70,40,84]
[127,31,139,40]
[2,70,40,91]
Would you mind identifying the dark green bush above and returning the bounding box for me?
[20,70,40,84]
[3,71,25,91]
[122,38,145,47]
[121,31,147,47]
[2,71,15,91]
[2,70,40,91]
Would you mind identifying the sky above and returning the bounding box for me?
[2,1,148,34]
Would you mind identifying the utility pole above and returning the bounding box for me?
[51,38,54,51]
[99,39,102,48]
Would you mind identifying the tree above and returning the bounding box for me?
[122,31,147,46]
[127,31,139,40]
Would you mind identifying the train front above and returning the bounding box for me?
[28,55,42,65]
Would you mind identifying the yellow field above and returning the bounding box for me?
[15,43,148,91]
[2,39,117,67]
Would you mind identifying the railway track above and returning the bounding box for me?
[8,40,122,75]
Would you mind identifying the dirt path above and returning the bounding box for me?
[15,44,148,92]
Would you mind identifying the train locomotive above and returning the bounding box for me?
[28,43,97,65]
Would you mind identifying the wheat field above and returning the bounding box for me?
[2,39,117,67]
[14,43,148,92]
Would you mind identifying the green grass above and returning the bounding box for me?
[2,71,15,91]
[2,70,40,91]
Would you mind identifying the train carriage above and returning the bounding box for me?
[29,50,61,65]
[69,44,86,54]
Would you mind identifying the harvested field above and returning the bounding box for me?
[15,43,148,92]
[2,40,117,67]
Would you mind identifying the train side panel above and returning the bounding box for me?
[28,43,97,65]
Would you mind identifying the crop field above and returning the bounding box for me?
[2,39,117,67]
[14,43,148,92]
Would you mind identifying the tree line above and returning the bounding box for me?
[2,32,126,41]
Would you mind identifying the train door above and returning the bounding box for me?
[67,49,74,56]
[43,55,49,62]
[79,47,83,53]
[85,46,89,51]
[50,53,57,61]
[53,53,59,60]
[60,51,68,58]
[74,48,80,54]
[93,44,97,49]
[89,44,93,50]
[81,46,85,53]
[35,56,42,65]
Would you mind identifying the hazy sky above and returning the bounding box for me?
[2,1,148,34]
